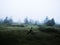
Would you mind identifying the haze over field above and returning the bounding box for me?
[0,0,60,23]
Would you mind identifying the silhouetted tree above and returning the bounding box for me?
[44,16,49,24]
[3,17,9,24]
[24,17,29,24]
[50,18,55,26]
[8,17,13,25]
[29,19,34,24]
[3,16,13,25]
[34,21,40,25]
[45,18,55,26]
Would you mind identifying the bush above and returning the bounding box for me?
[38,26,59,33]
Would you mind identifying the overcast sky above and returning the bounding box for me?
[0,0,60,23]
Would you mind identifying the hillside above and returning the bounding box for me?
[0,25,60,45]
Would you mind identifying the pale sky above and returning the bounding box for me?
[0,0,60,23]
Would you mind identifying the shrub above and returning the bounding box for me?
[38,26,59,33]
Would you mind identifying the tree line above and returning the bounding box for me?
[0,16,55,26]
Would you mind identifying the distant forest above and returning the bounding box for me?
[0,16,60,27]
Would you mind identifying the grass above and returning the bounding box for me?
[0,25,60,45]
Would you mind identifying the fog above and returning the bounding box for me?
[0,0,60,23]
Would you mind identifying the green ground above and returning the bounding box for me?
[0,25,60,45]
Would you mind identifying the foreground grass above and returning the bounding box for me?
[0,26,60,45]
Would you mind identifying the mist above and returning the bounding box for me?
[0,0,60,23]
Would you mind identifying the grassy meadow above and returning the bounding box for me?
[0,24,60,45]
